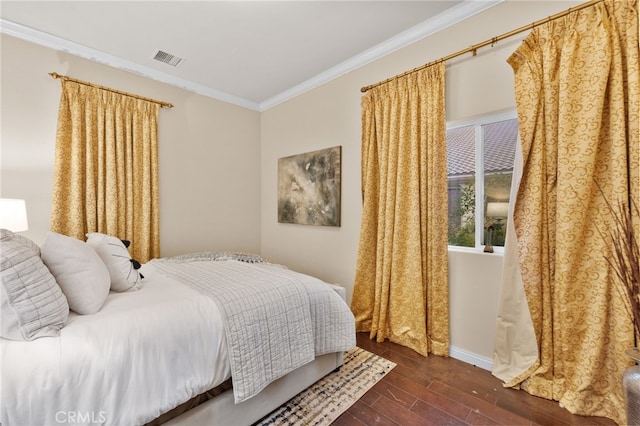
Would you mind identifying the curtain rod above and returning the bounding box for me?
[360,0,605,93]
[49,72,174,108]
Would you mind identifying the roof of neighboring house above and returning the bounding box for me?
[447,119,518,177]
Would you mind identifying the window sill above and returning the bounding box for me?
[447,245,505,256]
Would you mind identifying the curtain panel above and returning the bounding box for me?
[494,0,639,423]
[351,63,449,357]
[51,80,161,263]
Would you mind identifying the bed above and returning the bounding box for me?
[0,230,356,425]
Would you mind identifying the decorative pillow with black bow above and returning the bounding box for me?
[86,233,144,292]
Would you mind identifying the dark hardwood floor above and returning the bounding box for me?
[333,333,617,426]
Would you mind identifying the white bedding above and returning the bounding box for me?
[1,264,230,426]
[1,257,356,426]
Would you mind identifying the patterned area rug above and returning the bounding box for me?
[254,347,396,425]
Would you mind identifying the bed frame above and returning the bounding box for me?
[166,351,344,425]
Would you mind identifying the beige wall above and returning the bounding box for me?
[1,1,581,368]
[1,35,262,255]
[261,1,580,367]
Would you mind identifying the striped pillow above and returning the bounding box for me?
[0,229,69,340]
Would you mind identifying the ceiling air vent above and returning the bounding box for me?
[152,50,183,67]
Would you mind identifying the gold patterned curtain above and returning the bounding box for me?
[351,63,449,357]
[51,80,161,263]
[501,0,639,423]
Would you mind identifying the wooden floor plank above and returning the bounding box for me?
[333,333,618,426]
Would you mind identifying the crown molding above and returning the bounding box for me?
[0,18,260,111]
[1,0,502,112]
[258,0,503,111]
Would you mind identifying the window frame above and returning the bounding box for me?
[446,109,518,254]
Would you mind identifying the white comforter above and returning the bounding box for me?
[1,264,230,426]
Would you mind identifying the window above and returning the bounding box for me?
[446,112,518,250]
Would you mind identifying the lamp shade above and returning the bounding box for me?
[486,202,509,218]
[0,198,29,232]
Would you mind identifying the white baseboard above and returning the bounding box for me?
[449,346,493,371]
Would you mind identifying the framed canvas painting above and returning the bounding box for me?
[278,146,341,226]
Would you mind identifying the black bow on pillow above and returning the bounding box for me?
[121,239,144,278]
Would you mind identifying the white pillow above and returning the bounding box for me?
[41,231,110,315]
[85,232,142,292]
[0,229,69,340]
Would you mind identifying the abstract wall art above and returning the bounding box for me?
[277,146,341,226]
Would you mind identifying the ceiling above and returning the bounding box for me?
[0,1,500,111]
